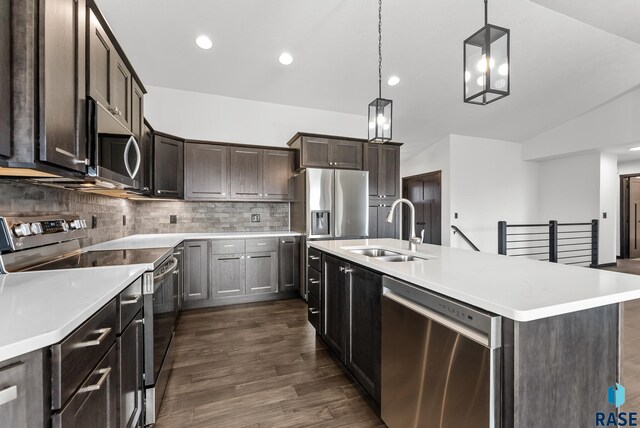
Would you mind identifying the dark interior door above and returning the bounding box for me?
[630,177,640,258]
[402,171,442,245]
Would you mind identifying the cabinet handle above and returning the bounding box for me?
[157,190,161,194]
[339,266,344,272]
[72,158,90,165]
[121,295,142,305]
[0,385,17,406]
[222,193,226,196]
[264,194,268,197]
[143,187,150,191]
[256,243,266,246]
[78,367,112,394]
[174,269,180,275]
[76,327,111,348]
[173,252,182,256]
[309,256,319,260]
[309,309,320,315]
[309,279,320,284]
[344,268,353,274]
[223,244,235,247]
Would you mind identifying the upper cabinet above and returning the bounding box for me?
[288,134,363,170]
[138,120,154,195]
[364,143,401,199]
[154,134,184,198]
[184,143,230,200]
[230,147,263,199]
[263,150,294,200]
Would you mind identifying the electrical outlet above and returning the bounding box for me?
[123,215,127,226]
[92,215,98,229]
[170,215,177,224]
[251,214,260,223]
[603,212,607,219]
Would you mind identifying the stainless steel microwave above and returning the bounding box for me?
[87,98,141,189]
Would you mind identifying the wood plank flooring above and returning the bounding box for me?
[155,298,385,427]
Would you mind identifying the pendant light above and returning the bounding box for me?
[463,0,510,105]
[368,0,392,143]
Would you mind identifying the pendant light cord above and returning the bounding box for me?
[378,0,383,98]
[484,0,488,25]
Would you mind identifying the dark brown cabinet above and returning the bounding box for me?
[111,53,131,129]
[184,241,209,302]
[246,252,277,294]
[211,253,246,298]
[369,203,399,239]
[117,311,143,428]
[0,350,45,428]
[39,0,87,172]
[184,143,230,200]
[364,143,401,199]
[0,0,11,158]
[131,81,144,143]
[139,120,154,194]
[154,134,184,198]
[322,255,347,360]
[278,237,300,292]
[288,134,363,170]
[230,147,263,199]
[263,150,294,200]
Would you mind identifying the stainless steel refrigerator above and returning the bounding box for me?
[291,168,369,298]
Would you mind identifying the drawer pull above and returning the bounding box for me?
[309,279,320,284]
[0,385,17,406]
[223,244,235,247]
[309,256,319,260]
[76,328,112,348]
[256,243,267,246]
[78,367,111,393]
[309,309,320,315]
[121,294,142,305]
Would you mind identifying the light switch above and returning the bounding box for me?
[603,212,607,219]
[251,214,260,222]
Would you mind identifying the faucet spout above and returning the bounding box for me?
[387,198,422,251]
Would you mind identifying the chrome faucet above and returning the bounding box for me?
[386,198,422,251]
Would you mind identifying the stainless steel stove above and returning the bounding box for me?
[0,215,181,425]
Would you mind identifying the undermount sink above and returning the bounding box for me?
[375,255,423,263]
[349,248,400,257]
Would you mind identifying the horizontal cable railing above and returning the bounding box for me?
[498,220,598,268]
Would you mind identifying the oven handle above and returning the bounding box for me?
[123,135,141,179]
[154,257,179,284]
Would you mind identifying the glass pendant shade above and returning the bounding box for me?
[368,98,392,143]
[464,24,510,105]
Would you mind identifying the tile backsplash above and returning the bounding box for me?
[0,180,290,247]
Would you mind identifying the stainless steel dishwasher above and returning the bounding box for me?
[381,276,502,428]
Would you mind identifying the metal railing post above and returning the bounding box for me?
[549,220,558,263]
[591,219,599,268]
[498,221,507,255]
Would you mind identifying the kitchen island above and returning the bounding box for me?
[308,238,640,428]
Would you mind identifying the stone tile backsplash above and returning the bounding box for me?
[0,180,290,247]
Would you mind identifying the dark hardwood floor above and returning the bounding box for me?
[155,298,385,427]
[602,260,640,410]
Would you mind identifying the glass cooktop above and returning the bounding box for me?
[24,248,171,272]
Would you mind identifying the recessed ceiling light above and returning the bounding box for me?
[279,52,293,65]
[195,35,213,50]
[629,147,640,151]
[387,76,400,86]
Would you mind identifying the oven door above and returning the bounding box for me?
[87,98,141,189]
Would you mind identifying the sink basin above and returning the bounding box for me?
[375,255,422,262]
[350,248,400,257]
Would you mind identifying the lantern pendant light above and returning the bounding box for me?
[463,0,510,105]
[368,0,392,143]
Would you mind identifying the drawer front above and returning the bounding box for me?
[307,294,321,332]
[211,239,245,255]
[117,277,143,334]
[52,299,117,410]
[52,344,117,428]
[308,247,322,271]
[246,237,277,253]
[307,267,321,301]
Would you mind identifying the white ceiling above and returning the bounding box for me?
[96,0,640,159]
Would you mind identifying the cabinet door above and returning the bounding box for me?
[0,0,10,157]
[111,52,131,129]
[154,135,184,198]
[347,264,382,403]
[330,140,362,170]
[230,147,263,199]
[379,145,400,198]
[118,312,143,428]
[0,351,45,428]
[278,237,299,292]
[88,9,113,109]
[138,121,153,194]
[184,241,209,302]
[364,144,379,197]
[263,150,293,200]
[368,205,379,239]
[246,252,277,294]
[211,254,245,298]
[301,137,331,168]
[39,0,87,172]
[322,255,346,360]
[185,143,229,200]
[131,80,144,141]
[379,205,399,239]
[53,345,117,428]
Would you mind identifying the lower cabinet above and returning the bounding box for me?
[0,350,45,428]
[211,253,246,298]
[316,252,382,404]
[246,252,277,294]
[184,241,209,302]
[118,311,144,428]
[278,237,300,292]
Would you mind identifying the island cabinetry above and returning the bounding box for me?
[0,350,45,428]
[307,247,323,333]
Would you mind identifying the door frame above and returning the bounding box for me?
[620,173,640,259]
[401,170,442,243]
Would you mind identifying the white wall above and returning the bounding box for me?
[144,85,367,147]
[401,135,451,246]
[448,135,539,253]
[523,87,640,161]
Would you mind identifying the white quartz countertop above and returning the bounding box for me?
[0,265,148,362]
[309,239,640,322]
[86,232,301,251]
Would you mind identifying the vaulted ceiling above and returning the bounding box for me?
[96,0,640,158]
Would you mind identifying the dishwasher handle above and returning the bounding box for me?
[383,288,496,349]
